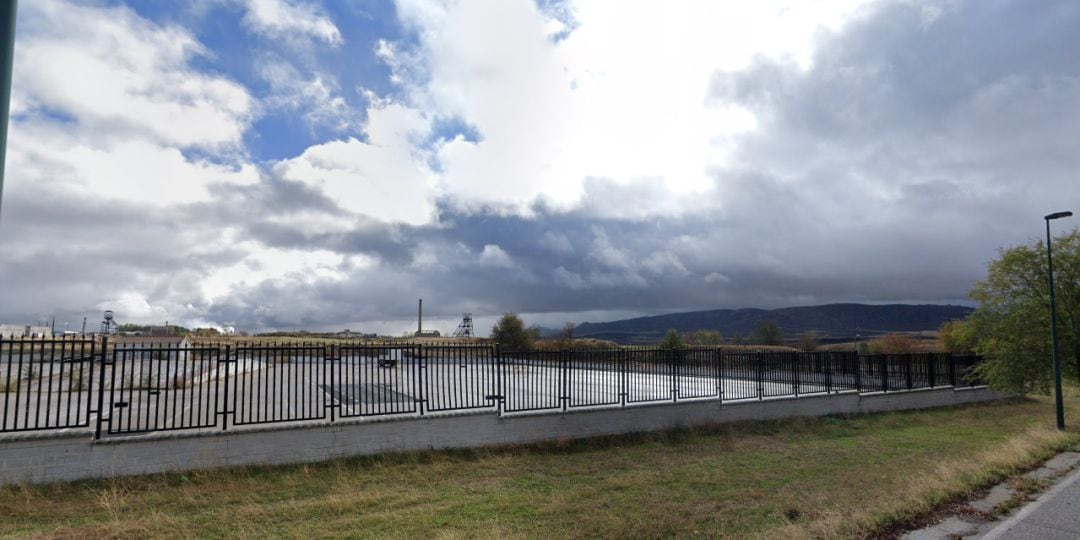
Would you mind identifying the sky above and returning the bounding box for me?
[1,0,1078,336]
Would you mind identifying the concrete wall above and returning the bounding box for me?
[0,386,1002,486]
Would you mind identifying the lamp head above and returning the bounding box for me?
[1045,211,1073,220]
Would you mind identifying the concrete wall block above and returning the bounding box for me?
[0,387,1004,485]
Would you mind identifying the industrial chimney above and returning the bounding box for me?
[417,298,423,335]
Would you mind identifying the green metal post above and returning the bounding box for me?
[0,0,17,223]
[1045,211,1073,430]
[0,1,17,224]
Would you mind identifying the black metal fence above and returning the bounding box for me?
[0,337,985,438]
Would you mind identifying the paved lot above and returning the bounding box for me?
[3,354,907,438]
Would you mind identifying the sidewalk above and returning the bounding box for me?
[902,449,1080,539]
[981,465,1080,539]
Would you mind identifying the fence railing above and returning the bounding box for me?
[0,337,984,438]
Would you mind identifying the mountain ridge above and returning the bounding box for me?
[573,303,973,344]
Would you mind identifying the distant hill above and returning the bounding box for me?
[574,303,973,345]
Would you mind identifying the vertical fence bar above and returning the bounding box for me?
[879,355,888,392]
[948,354,957,386]
[328,344,336,423]
[622,347,630,406]
[792,351,800,397]
[94,336,108,439]
[220,344,229,431]
[561,348,569,412]
[928,354,936,388]
[905,354,913,390]
[824,351,833,393]
[418,345,426,416]
[494,344,503,415]
[671,348,678,403]
[715,347,722,400]
[756,352,763,400]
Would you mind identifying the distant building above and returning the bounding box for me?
[0,324,53,338]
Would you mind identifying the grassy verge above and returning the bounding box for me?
[2,392,1078,538]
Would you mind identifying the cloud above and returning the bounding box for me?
[478,244,514,268]
[4,0,1080,338]
[385,0,873,213]
[240,0,342,47]
[14,0,254,150]
[272,97,436,225]
[256,56,357,132]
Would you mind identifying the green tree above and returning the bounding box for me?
[750,321,783,346]
[491,313,534,351]
[969,229,1080,392]
[658,329,685,349]
[692,329,724,346]
[938,320,976,354]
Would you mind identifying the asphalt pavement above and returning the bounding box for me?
[981,464,1080,539]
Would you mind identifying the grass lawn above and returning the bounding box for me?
[2,392,1079,539]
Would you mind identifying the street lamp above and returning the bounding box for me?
[1045,210,1072,430]
[0,1,16,225]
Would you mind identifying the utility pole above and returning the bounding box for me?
[0,1,17,225]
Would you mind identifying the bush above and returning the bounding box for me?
[658,329,685,349]
[750,321,783,346]
[866,334,922,354]
[491,313,534,351]
[798,333,820,352]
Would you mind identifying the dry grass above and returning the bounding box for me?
[1,392,1078,538]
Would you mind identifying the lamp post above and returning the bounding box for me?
[1045,210,1072,430]
[0,1,17,225]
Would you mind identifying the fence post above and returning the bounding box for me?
[417,344,425,416]
[561,348,569,412]
[221,344,230,431]
[927,354,936,388]
[947,354,956,387]
[715,347,723,400]
[491,343,501,415]
[824,352,833,393]
[905,354,913,390]
[93,335,109,439]
[671,348,678,403]
[792,351,800,397]
[757,353,764,400]
[619,348,627,407]
[327,344,336,422]
[880,355,889,392]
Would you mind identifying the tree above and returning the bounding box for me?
[692,329,724,346]
[866,334,922,354]
[560,322,576,345]
[750,321,783,346]
[658,328,685,349]
[491,313,534,351]
[798,333,820,352]
[969,229,1080,393]
[938,320,976,354]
